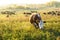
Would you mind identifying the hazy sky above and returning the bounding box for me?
[0,0,60,6]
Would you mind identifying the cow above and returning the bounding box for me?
[1,11,15,17]
[23,12,31,15]
[1,11,6,14]
[23,12,32,17]
[43,12,46,15]
[30,13,44,29]
[57,13,60,16]
[1,11,15,15]
[57,11,60,16]
[52,11,56,15]
[47,12,52,15]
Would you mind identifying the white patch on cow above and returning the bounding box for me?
[37,14,40,17]
[39,20,44,29]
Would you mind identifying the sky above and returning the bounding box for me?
[0,0,60,6]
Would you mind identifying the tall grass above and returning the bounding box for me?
[0,12,60,40]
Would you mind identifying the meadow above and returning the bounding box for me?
[0,10,60,40]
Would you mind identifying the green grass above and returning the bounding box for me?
[0,12,60,40]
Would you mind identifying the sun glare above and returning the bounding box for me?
[0,0,60,6]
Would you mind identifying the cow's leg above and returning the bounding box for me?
[33,22,39,29]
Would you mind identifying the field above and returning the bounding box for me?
[0,10,60,40]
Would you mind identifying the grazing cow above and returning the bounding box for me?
[1,11,15,15]
[23,12,32,17]
[1,11,15,17]
[57,13,60,16]
[23,12,31,15]
[47,12,52,15]
[43,12,46,15]
[5,11,15,15]
[1,12,6,14]
[9,12,15,15]
[30,13,44,29]
[52,11,56,15]
[57,11,60,16]
[6,14,9,17]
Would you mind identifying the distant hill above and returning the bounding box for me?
[0,1,60,11]
[46,1,60,7]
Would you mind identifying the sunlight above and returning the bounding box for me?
[0,0,60,6]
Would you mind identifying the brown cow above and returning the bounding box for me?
[43,12,46,15]
[23,12,31,15]
[47,12,52,15]
[30,13,44,29]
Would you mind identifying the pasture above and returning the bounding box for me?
[0,10,60,40]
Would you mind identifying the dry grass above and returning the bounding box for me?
[0,10,60,40]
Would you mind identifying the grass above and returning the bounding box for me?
[0,11,60,40]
